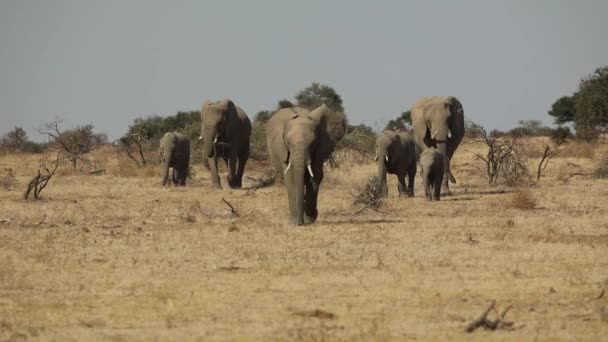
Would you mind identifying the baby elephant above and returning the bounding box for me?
[159,132,191,186]
[420,147,445,201]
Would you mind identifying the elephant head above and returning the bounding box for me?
[268,104,346,225]
[201,99,234,159]
[374,130,398,197]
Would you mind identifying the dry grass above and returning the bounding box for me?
[506,188,537,209]
[1,139,608,340]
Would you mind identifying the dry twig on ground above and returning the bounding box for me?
[221,198,239,217]
[465,301,514,333]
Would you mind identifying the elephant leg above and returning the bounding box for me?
[434,176,442,201]
[226,156,238,189]
[181,159,189,186]
[304,168,323,224]
[208,157,222,189]
[161,162,170,186]
[171,167,179,186]
[407,165,416,197]
[235,145,249,188]
[441,156,451,195]
[424,175,432,201]
[397,174,407,198]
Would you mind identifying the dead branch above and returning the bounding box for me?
[244,172,276,190]
[221,198,239,217]
[24,151,60,200]
[90,169,106,175]
[465,301,514,333]
[537,144,557,181]
[37,213,47,226]
[597,286,605,300]
[465,301,496,333]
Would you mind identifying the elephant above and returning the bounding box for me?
[374,130,417,197]
[266,104,346,226]
[411,96,464,195]
[201,99,251,189]
[420,147,445,201]
[159,132,191,186]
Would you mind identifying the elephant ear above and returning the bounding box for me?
[308,104,347,161]
[445,97,464,135]
[218,99,235,113]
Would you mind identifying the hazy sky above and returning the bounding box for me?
[1,0,607,140]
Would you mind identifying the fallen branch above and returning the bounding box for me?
[221,198,239,217]
[90,169,106,175]
[37,213,47,226]
[244,172,276,190]
[465,301,514,333]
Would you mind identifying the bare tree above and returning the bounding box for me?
[119,125,149,167]
[468,122,530,185]
[37,122,97,168]
[24,151,60,200]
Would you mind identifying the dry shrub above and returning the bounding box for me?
[352,176,383,210]
[594,156,608,179]
[556,140,595,159]
[0,168,18,190]
[506,188,537,210]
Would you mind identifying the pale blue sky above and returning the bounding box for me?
[1,0,607,140]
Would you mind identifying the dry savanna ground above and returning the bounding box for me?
[1,138,608,341]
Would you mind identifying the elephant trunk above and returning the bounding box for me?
[376,151,389,197]
[203,127,218,159]
[292,148,307,226]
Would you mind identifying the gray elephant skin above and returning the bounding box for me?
[375,130,417,197]
[420,147,445,201]
[266,104,346,226]
[159,132,191,186]
[411,96,464,194]
[201,99,251,189]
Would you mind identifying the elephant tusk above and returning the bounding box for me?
[307,164,314,178]
[374,155,378,161]
[198,136,203,141]
[432,130,439,139]
[284,162,291,175]
[448,130,452,139]
[385,156,389,162]
[213,136,218,143]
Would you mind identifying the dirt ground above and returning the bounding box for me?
[1,139,607,341]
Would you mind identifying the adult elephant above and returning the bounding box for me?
[201,99,251,189]
[411,96,464,195]
[375,130,417,197]
[266,104,346,226]
[159,132,191,186]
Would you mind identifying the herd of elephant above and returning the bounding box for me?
[159,96,465,226]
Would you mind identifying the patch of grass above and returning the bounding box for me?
[352,176,383,210]
[594,156,608,179]
[507,188,537,210]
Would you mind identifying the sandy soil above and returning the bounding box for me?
[1,139,607,341]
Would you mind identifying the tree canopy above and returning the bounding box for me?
[548,95,577,125]
[575,66,608,140]
[384,111,412,131]
[295,82,344,112]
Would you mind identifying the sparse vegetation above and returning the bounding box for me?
[594,155,608,179]
[1,137,607,340]
[352,176,384,211]
[468,122,531,185]
[506,188,537,209]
